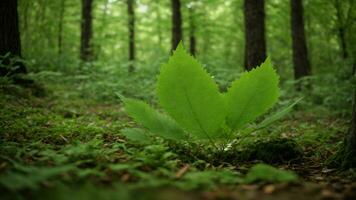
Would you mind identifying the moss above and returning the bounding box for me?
[237,138,303,164]
[169,138,303,166]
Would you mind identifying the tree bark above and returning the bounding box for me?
[127,0,135,72]
[80,0,93,62]
[343,89,356,168]
[291,0,311,79]
[243,0,266,71]
[0,0,27,76]
[0,0,22,57]
[329,86,356,169]
[338,27,348,59]
[58,0,66,56]
[171,0,183,51]
[335,0,346,59]
[188,7,196,56]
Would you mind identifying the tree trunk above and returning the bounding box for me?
[331,89,356,169]
[21,0,30,33]
[0,0,22,57]
[291,0,311,79]
[343,89,356,168]
[338,27,348,59]
[0,0,27,76]
[243,0,266,71]
[127,0,135,73]
[58,0,66,56]
[96,0,109,59]
[155,0,163,48]
[188,7,196,56]
[334,0,349,59]
[171,0,183,51]
[80,0,93,62]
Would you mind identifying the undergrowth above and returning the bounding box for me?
[0,55,352,199]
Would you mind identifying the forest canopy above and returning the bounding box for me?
[16,0,355,75]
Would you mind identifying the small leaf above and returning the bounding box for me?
[123,98,187,140]
[245,164,298,184]
[255,97,303,130]
[226,58,280,130]
[157,43,227,139]
[121,128,151,144]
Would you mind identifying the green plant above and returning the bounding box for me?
[244,164,298,183]
[121,43,299,146]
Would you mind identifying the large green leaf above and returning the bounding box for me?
[226,58,279,130]
[123,97,186,140]
[157,43,227,139]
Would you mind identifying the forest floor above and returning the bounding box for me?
[0,80,355,200]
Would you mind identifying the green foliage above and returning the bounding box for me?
[124,44,283,143]
[255,97,303,130]
[176,169,243,190]
[225,58,280,129]
[0,160,75,190]
[0,68,351,199]
[122,97,187,140]
[157,43,227,139]
[121,128,151,144]
[238,138,303,164]
[245,164,298,184]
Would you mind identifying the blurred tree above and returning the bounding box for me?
[0,0,27,76]
[244,0,266,70]
[58,0,66,57]
[154,0,163,48]
[344,89,356,167]
[291,0,311,79]
[332,0,355,60]
[331,89,356,168]
[334,0,347,59]
[332,0,356,78]
[188,5,196,56]
[128,0,135,72]
[171,0,183,51]
[80,0,94,62]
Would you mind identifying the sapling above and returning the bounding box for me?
[120,43,299,148]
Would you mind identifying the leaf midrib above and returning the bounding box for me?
[182,86,214,141]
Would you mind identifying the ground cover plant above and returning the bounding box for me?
[1,0,356,199]
[121,44,301,151]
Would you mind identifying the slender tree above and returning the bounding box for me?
[154,0,163,48]
[80,0,93,62]
[291,0,311,79]
[188,6,196,56]
[333,0,355,60]
[0,0,27,76]
[335,0,348,59]
[331,89,356,168]
[344,89,356,167]
[127,0,135,72]
[96,0,109,59]
[58,0,66,56]
[243,0,266,71]
[171,0,183,51]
